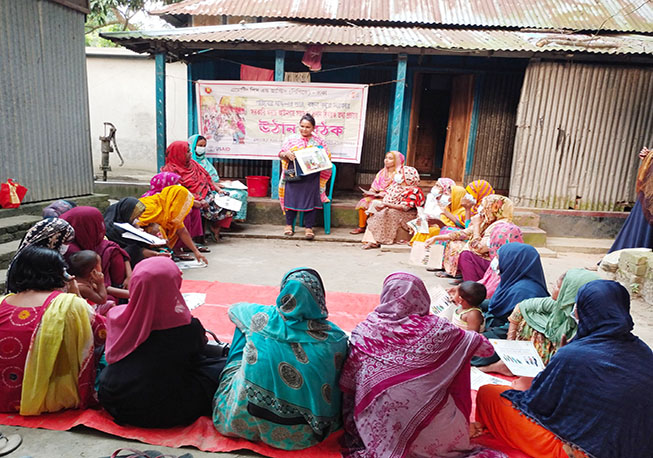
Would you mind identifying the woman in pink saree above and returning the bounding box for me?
[340,272,505,458]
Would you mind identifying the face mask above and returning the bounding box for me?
[439,195,451,207]
[571,304,579,324]
[394,173,404,184]
[463,193,476,205]
[477,205,484,215]
[490,256,500,274]
[58,244,69,255]
[195,146,206,155]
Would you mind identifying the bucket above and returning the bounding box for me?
[246,175,270,197]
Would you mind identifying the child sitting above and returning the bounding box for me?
[67,250,128,315]
[449,281,486,332]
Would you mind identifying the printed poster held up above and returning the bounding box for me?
[196,81,368,163]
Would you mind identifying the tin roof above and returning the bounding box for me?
[151,0,653,34]
[102,22,653,57]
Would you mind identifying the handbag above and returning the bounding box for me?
[283,159,303,182]
[0,179,28,209]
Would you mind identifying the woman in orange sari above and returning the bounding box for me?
[137,185,208,265]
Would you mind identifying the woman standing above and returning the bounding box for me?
[137,185,208,265]
[340,273,502,457]
[361,166,423,249]
[351,151,404,234]
[161,141,233,241]
[189,134,248,221]
[213,267,347,449]
[278,114,332,240]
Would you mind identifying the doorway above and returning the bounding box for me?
[407,73,475,184]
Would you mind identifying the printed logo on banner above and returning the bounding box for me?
[195,81,368,163]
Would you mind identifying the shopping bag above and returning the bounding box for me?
[409,242,444,270]
[0,179,28,208]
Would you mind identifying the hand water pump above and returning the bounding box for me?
[99,122,124,181]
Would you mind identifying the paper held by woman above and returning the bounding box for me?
[295,145,332,175]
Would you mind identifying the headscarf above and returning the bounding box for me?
[440,185,467,227]
[138,185,194,247]
[104,257,192,364]
[436,177,455,195]
[465,180,494,216]
[480,194,514,226]
[382,166,420,205]
[502,280,653,458]
[42,200,76,218]
[487,243,548,320]
[228,267,347,437]
[103,197,146,247]
[62,207,130,285]
[478,223,524,298]
[519,268,600,344]
[161,141,215,200]
[189,134,220,183]
[141,172,181,197]
[340,273,493,457]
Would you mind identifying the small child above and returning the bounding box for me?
[449,281,486,332]
[67,250,128,315]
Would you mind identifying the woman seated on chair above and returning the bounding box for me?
[98,257,226,428]
[475,280,653,458]
[0,246,105,415]
[278,113,332,240]
[213,268,347,450]
[361,166,424,249]
[340,272,503,457]
[351,151,404,235]
[189,134,249,222]
[137,185,208,265]
[161,141,234,242]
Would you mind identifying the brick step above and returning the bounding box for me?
[0,215,42,244]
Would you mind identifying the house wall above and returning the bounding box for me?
[510,60,653,210]
[0,0,93,203]
[86,47,188,177]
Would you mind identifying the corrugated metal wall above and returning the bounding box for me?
[510,61,653,210]
[0,0,94,203]
[357,69,393,185]
[466,72,523,191]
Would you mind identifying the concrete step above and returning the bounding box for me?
[380,243,558,258]
[0,194,110,219]
[0,269,6,291]
[546,237,613,255]
[513,210,540,228]
[221,224,362,243]
[521,226,547,247]
[0,240,21,270]
[0,215,42,244]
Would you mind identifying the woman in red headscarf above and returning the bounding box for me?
[161,141,234,241]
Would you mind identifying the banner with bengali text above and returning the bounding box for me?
[196,80,368,163]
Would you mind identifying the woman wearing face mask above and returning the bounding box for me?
[426,195,514,281]
[410,184,473,245]
[189,134,248,222]
[351,151,405,234]
[362,166,424,249]
[477,222,524,299]
[278,114,332,240]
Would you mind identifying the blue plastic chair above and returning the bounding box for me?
[293,163,336,235]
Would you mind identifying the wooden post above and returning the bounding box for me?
[389,53,407,151]
[271,50,285,199]
[155,52,167,171]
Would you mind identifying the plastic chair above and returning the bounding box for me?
[293,163,336,235]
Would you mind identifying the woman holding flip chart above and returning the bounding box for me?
[278,113,332,240]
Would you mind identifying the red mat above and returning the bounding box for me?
[0,280,528,457]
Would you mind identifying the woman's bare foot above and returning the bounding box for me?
[510,377,534,391]
[469,422,485,438]
[350,227,365,234]
[478,360,514,377]
[362,242,380,250]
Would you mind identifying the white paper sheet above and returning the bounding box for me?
[221,180,248,190]
[175,260,208,270]
[214,194,243,212]
[470,367,512,391]
[115,222,167,245]
[182,293,206,311]
[490,339,546,377]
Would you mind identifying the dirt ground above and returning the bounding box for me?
[3,238,651,457]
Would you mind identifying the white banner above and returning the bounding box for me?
[196,81,368,163]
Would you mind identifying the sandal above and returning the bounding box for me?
[435,271,453,278]
[305,229,315,240]
[172,253,194,262]
[0,433,21,456]
[362,242,380,250]
[284,225,294,236]
[349,227,365,234]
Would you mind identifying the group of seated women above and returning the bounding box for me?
[2,221,651,457]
